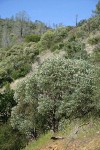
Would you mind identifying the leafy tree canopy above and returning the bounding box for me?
[11,57,96,133]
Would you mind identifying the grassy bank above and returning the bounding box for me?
[24,118,100,150]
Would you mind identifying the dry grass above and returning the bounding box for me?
[36,134,100,150]
[24,119,100,150]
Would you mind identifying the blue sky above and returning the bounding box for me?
[0,0,98,26]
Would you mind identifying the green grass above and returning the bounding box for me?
[59,117,100,139]
[24,118,100,150]
[24,132,53,150]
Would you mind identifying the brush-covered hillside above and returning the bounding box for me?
[0,2,100,150]
[1,14,100,88]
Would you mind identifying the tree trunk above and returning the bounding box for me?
[52,109,59,133]
[52,113,56,132]
[20,27,23,37]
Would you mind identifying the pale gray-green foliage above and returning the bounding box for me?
[34,20,48,34]
[2,24,10,48]
[14,11,30,37]
[36,57,95,118]
[53,26,71,42]
[11,56,96,133]
[11,77,38,134]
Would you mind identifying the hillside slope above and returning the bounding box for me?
[1,15,100,90]
[24,133,100,150]
[25,120,100,150]
[38,135,100,150]
[10,50,65,90]
[0,13,100,150]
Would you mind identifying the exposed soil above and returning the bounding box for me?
[37,135,100,150]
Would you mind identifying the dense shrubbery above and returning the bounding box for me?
[63,40,88,59]
[0,68,13,88]
[0,123,27,150]
[88,36,100,45]
[39,30,54,50]
[25,34,41,43]
[0,86,28,150]
[11,63,31,79]
[0,88,16,123]
[39,27,73,52]
[50,26,73,51]
[90,45,100,63]
[82,16,100,32]
[53,26,72,42]
[0,42,39,87]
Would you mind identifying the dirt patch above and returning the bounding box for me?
[36,135,100,150]
[38,140,65,150]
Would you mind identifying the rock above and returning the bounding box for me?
[51,136,64,140]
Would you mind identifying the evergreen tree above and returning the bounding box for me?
[93,0,100,16]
